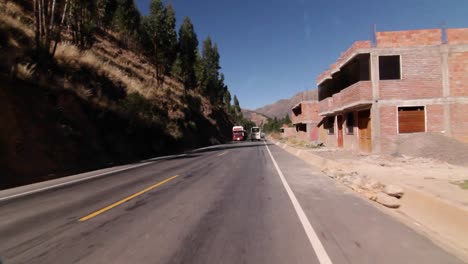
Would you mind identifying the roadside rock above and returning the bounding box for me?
[364,191,378,201]
[362,178,384,191]
[383,184,405,198]
[351,176,364,187]
[376,192,401,208]
[322,168,336,178]
[324,168,356,180]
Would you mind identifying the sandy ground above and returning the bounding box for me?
[315,148,468,210]
[271,134,468,261]
[302,146,468,261]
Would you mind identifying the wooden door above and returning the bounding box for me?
[358,110,372,152]
[337,115,343,148]
[398,107,425,133]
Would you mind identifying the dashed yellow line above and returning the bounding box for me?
[217,151,229,157]
[79,175,179,222]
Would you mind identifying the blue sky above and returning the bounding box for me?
[135,0,468,109]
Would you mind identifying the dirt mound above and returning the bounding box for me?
[393,133,468,166]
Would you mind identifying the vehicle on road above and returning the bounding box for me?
[232,126,246,141]
[250,127,261,141]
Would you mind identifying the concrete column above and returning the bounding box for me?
[441,46,450,98]
[370,52,380,100]
[441,45,452,136]
[307,123,312,141]
[370,52,381,152]
[334,115,338,145]
[371,104,381,153]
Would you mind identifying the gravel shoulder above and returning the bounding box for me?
[269,137,468,262]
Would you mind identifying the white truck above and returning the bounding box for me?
[250,127,261,141]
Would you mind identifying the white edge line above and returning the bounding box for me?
[264,141,333,264]
[0,162,153,202]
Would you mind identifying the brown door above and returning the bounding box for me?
[358,110,372,152]
[337,115,344,147]
[398,107,425,133]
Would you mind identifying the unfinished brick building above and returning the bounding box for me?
[290,101,321,141]
[317,28,468,152]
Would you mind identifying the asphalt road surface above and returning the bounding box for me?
[0,141,464,264]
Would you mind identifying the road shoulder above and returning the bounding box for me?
[265,140,465,263]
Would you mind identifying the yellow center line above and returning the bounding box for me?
[79,175,178,222]
[217,151,229,157]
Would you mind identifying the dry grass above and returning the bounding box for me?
[167,121,183,139]
[452,180,468,190]
[0,3,34,38]
[55,43,148,97]
[269,132,282,140]
[74,44,187,122]
[284,136,321,148]
[16,62,36,80]
[1,0,187,109]
[54,41,186,113]
[4,1,24,15]
[2,1,191,125]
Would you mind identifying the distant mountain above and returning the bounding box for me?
[253,90,318,118]
[241,109,269,126]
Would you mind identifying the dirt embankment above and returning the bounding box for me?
[0,74,232,189]
[0,2,233,189]
[392,133,468,166]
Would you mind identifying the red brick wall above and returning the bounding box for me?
[302,101,320,123]
[379,106,398,153]
[379,49,443,99]
[282,127,296,138]
[448,51,468,97]
[317,122,337,147]
[447,28,468,45]
[339,81,372,106]
[292,101,320,125]
[426,104,444,133]
[376,29,442,48]
[318,123,327,143]
[296,130,308,141]
[451,104,468,143]
[310,126,319,141]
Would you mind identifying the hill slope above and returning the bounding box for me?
[0,2,233,189]
[254,90,318,118]
[241,109,269,126]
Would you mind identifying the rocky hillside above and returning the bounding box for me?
[254,90,318,118]
[0,1,234,189]
[241,109,269,126]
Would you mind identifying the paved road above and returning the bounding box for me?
[0,141,464,264]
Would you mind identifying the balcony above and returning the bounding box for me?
[319,81,373,115]
[291,101,320,124]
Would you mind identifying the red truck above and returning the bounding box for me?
[232,126,246,141]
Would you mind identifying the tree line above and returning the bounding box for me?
[263,114,292,133]
[228,94,256,130]
[30,0,235,109]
